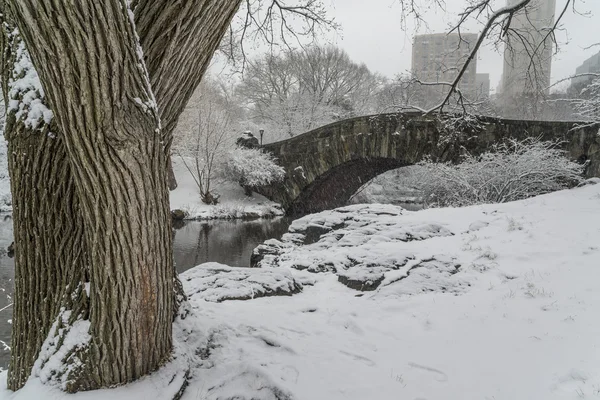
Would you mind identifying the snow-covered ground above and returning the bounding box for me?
[169,157,283,220]
[3,181,600,399]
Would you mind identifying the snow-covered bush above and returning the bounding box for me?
[406,138,585,207]
[573,76,600,127]
[222,148,285,193]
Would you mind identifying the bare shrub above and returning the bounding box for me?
[406,138,585,207]
[173,80,237,204]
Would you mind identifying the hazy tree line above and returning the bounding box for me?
[174,45,389,146]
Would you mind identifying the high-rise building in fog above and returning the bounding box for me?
[500,0,556,100]
[411,33,478,108]
[571,51,600,89]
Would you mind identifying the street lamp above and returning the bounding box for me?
[259,129,264,146]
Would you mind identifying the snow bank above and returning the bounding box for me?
[3,183,600,399]
[169,157,283,220]
[0,132,11,213]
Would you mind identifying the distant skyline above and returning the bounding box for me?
[323,0,600,93]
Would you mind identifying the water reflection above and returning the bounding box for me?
[0,216,293,369]
[173,217,292,271]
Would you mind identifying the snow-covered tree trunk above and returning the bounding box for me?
[6,130,89,390]
[6,0,173,390]
[0,21,90,391]
[1,0,241,392]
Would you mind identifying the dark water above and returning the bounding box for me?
[172,218,292,271]
[0,215,14,372]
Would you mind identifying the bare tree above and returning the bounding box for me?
[173,80,236,204]
[221,0,339,70]
[375,74,425,113]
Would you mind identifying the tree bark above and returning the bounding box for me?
[7,0,174,389]
[5,127,89,389]
[0,20,90,390]
[2,0,242,392]
[135,0,241,191]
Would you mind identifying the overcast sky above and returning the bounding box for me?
[322,0,600,93]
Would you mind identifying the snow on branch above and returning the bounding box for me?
[573,76,600,125]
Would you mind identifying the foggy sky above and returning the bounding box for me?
[323,0,600,93]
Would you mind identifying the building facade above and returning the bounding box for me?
[411,33,478,109]
[500,0,556,100]
[571,51,600,89]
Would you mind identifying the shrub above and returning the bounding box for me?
[222,147,285,193]
[406,138,585,207]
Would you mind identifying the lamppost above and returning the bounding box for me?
[259,129,264,146]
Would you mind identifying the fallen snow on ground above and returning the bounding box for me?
[253,203,462,291]
[3,182,600,399]
[169,157,283,220]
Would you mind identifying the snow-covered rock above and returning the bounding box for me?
[180,263,302,302]
[252,203,457,291]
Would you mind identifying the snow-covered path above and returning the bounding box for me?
[2,181,600,400]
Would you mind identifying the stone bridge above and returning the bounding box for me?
[255,112,600,215]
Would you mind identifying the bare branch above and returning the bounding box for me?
[221,0,339,71]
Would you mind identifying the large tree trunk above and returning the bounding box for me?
[7,0,174,390]
[0,22,90,391]
[167,155,178,190]
[1,0,241,392]
[136,0,241,192]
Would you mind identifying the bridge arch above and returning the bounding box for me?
[255,112,600,215]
